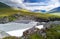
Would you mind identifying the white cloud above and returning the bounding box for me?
[22,0,60,11]
[10,0,59,11]
[0,0,60,11]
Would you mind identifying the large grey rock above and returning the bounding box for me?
[0,30,10,39]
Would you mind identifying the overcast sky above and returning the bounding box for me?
[0,0,60,11]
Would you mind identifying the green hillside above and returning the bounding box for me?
[50,13,60,16]
[0,2,19,16]
[0,2,60,22]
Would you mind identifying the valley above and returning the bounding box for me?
[0,1,60,39]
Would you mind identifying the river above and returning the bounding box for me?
[0,20,38,37]
[0,20,60,37]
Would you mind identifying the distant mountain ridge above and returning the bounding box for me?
[49,7,60,13]
[33,10,46,12]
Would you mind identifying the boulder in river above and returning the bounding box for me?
[0,30,10,39]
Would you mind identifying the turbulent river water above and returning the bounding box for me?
[0,20,38,32]
[0,20,38,36]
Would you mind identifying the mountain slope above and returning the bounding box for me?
[49,7,60,13]
[0,2,10,8]
[0,2,18,16]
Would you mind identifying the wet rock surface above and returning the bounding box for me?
[0,30,10,39]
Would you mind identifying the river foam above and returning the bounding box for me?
[0,21,39,37]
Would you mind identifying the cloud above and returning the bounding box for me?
[0,0,60,11]
[22,0,60,11]
[11,0,59,11]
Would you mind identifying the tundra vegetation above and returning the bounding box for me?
[26,24,60,39]
[0,7,60,22]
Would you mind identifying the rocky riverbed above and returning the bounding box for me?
[0,13,60,24]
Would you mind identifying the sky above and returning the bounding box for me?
[23,0,50,3]
[24,0,51,3]
[0,0,60,11]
